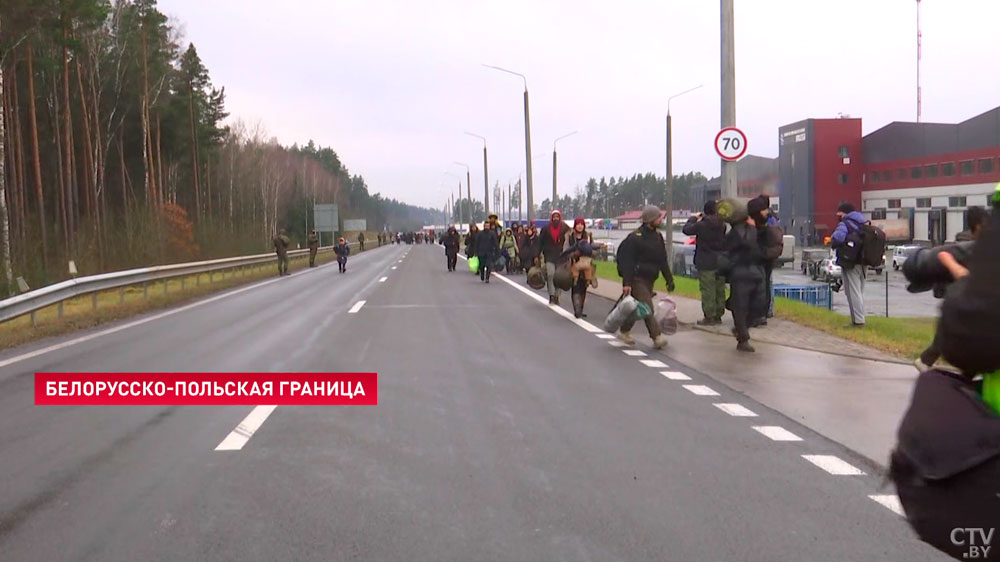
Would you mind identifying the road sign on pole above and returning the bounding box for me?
[313,204,339,233]
[715,127,748,162]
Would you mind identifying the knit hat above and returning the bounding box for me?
[641,205,661,224]
[747,196,768,216]
[838,202,856,214]
[704,200,717,215]
[551,210,562,219]
[574,217,586,227]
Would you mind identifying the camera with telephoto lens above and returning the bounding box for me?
[901,241,976,294]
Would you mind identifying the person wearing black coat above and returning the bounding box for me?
[464,224,479,258]
[520,225,541,273]
[723,197,769,353]
[539,210,571,304]
[475,223,500,283]
[615,205,675,349]
[443,227,461,271]
[683,200,727,325]
[334,237,351,273]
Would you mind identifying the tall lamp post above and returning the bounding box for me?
[445,171,464,229]
[552,131,578,207]
[720,0,737,199]
[484,64,535,222]
[453,162,472,223]
[666,85,703,263]
[464,132,489,216]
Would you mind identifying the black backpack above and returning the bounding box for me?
[840,221,886,268]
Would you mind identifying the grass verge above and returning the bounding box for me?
[593,260,934,360]
[0,250,344,352]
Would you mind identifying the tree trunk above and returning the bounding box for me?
[62,20,77,254]
[75,58,94,220]
[26,46,47,271]
[0,41,14,294]
[187,83,200,219]
[140,28,153,205]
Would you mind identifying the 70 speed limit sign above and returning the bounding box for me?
[715,127,748,161]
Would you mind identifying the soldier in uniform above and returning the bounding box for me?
[307,229,320,267]
[273,229,291,276]
[358,232,365,251]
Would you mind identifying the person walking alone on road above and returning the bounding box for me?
[539,210,571,305]
[723,198,769,352]
[307,229,320,267]
[476,222,501,283]
[273,229,291,276]
[499,228,519,273]
[683,200,727,325]
[615,205,675,349]
[443,226,461,272]
[831,202,867,327]
[335,237,351,273]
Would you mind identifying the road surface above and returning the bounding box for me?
[0,243,944,561]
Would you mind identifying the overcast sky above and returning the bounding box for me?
[159,0,1000,210]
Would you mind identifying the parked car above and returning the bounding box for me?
[892,245,923,270]
[801,248,831,278]
[816,258,842,282]
[776,235,795,267]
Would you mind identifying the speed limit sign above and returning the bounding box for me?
[715,127,748,161]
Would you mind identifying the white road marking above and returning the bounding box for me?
[623,349,647,357]
[660,370,692,381]
[682,384,720,396]
[802,455,866,475]
[391,266,397,270]
[868,494,905,516]
[379,277,388,283]
[752,426,802,441]
[713,403,757,416]
[348,300,367,314]
[595,334,616,339]
[639,359,669,368]
[215,405,278,451]
[608,340,627,348]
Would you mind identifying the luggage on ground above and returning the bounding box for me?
[654,297,679,335]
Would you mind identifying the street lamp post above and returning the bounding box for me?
[465,132,489,216]
[552,131,578,207]
[445,171,464,229]
[666,85,703,263]
[453,162,472,224]
[484,65,534,222]
[721,0,737,199]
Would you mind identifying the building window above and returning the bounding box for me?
[961,160,975,175]
[868,173,878,184]
[871,209,887,220]
[837,173,849,185]
[888,199,901,209]
[910,166,923,179]
[941,162,955,176]
[916,197,932,208]
[838,146,849,158]
[949,196,967,208]
[925,164,939,178]
[882,171,892,182]
[897,169,907,180]
[979,158,995,174]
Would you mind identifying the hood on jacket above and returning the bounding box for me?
[842,210,866,227]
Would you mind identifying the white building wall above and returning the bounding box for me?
[861,181,995,242]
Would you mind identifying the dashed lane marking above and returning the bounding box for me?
[608,341,627,348]
[623,349,647,357]
[639,359,669,368]
[713,403,757,416]
[868,494,905,516]
[682,385,720,396]
[379,277,388,283]
[660,370,692,381]
[348,300,366,314]
[595,334,615,339]
[215,405,278,451]
[802,455,866,475]
[753,426,803,442]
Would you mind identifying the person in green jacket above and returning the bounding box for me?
[499,228,519,273]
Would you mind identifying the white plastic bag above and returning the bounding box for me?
[654,297,678,335]
[603,295,639,333]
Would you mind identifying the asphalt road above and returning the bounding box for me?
[0,243,946,561]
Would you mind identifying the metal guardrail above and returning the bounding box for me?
[0,242,362,323]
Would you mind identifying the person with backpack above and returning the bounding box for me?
[831,202,870,327]
[334,237,351,273]
[751,195,784,327]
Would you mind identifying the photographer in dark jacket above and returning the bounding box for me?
[616,205,675,350]
[683,200,727,325]
[724,197,769,352]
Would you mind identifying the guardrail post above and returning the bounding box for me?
[143,282,148,299]
[163,279,168,295]
[119,287,125,305]
[57,301,64,319]
[181,277,186,291]
[92,292,98,311]
[31,311,37,328]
